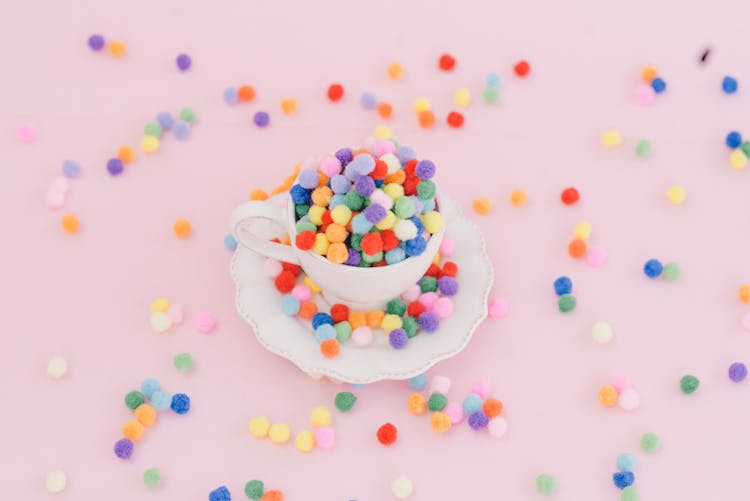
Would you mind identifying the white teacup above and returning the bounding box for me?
[231,194,444,310]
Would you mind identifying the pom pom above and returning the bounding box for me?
[320,338,340,358]
[352,326,373,346]
[405,236,427,256]
[483,398,504,417]
[209,486,232,501]
[418,312,439,332]
[618,389,640,411]
[430,411,452,433]
[114,438,134,459]
[408,373,428,390]
[315,425,336,449]
[151,390,171,410]
[463,394,483,415]
[125,390,146,410]
[361,232,383,256]
[598,384,618,407]
[377,422,398,445]
[46,470,67,493]
[428,375,451,394]
[592,321,614,344]
[470,379,492,399]
[135,404,157,426]
[312,312,334,329]
[617,452,637,472]
[170,393,190,414]
[364,203,386,224]
[488,416,508,438]
[274,271,296,293]
[729,362,747,382]
[315,324,336,343]
[391,475,413,499]
[488,296,508,319]
[297,169,319,189]
[245,480,264,500]
[444,402,464,424]
[427,392,448,411]
[248,416,270,437]
[643,259,663,278]
[680,374,700,394]
[611,374,632,392]
[354,175,375,197]
[141,378,161,398]
[437,276,458,296]
[269,423,291,444]
[536,474,556,494]
[613,471,635,489]
[640,432,660,453]
[389,328,408,349]
[439,236,455,256]
[334,391,357,412]
[468,411,489,430]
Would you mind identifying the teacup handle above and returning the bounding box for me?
[230,201,300,264]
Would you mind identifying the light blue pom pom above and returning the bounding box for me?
[351,213,373,234]
[463,394,482,414]
[224,234,238,251]
[315,324,337,343]
[408,373,428,390]
[151,390,172,410]
[385,247,406,265]
[141,378,161,398]
[281,295,300,316]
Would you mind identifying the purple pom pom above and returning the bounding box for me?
[395,146,416,164]
[438,276,459,296]
[298,169,319,189]
[114,438,134,459]
[363,204,386,224]
[418,312,439,333]
[176,53,192,71]
[354,175,375,197]
[344,248,361,266]
[88,34,105,51]
[467,411,489,430]
[253,111,270,128]
[107,157,124,176]
[352,154,375,175]
[729,362,747,382]
[389,328,408,349]
[415,160,436,179]
[335,148,353,166]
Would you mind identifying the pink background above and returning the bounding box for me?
[4,0,750,499]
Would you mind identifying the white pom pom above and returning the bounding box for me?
[394,219,418,241]
[149,312,172,333]
[391,475,413,499]
[592,321,614,344]
[47,356,68,379]
[46,470,66,493]
[618,388,640,411]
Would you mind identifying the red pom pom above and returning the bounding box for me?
[371,160,388,180]
[403,177,419,196]
[295,231,316,250]
[403,159,418,178]
[319,222,330,233]
[561,187,580,205]
[424,263,441,278]
[321,210,333,226]
[361,233,383,256]
[372,259,388,267]
[381,230,399,251]
[407,301,426,317]
[441,261,458,277]
[327,83,344,102]
[376,422,398,445]
[514,60,531,77]
[282,262,301,276]
[446,111,464,128]
[438,54,456,71]
[274,270,296,293]
[330,304,349,323]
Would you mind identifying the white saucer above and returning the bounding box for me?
[230,193,494,383]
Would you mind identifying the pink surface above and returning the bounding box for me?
[4,1,750,499]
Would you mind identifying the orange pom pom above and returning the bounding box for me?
[377,102,393,119]
[366,310,384,328]
[418,110,436,128]
[122,420,145,441]
[326,242,348,263]
[107,40,126,58]
[407,393,427,415]
[261,490,284,501]
[384,170,406,185]
[349,311,366,329]
[509,189,528,207]
[568,238,587,258]
[430,412,452,433]
[61,213,80,234]
[739,284,750,304]
[473,198,492,215]
[237,85,256,102]
[298,301,318,320]
[135,404,157,426]
[250,188,268,201]
[325,223,348,244]
[320,339,340,358]
[597,384,618,407]
[483,398,504,418]
[117,145,136,164]
[173,218,191,238]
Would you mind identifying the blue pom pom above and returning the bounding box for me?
[330,174,351,194]
[224,233,238,251]
[409,216,424,234]
[315,324,336,343]
[281,295,300,316]
[405,236,427,256]
[170,393,191,414]
[722,75,738,94]
[385,247,406,265]
[172,121,191,140]
[408,373,428,390]
[395,146,416,164]
[617,452,637,472]
[312,312,334,329]
[209,485,232,501]
[613,471,635,489]
[151,391,172,410]
[463,394,483,414]
[643,259,663,278]
[298,169,319,189]
[650,77,667,93]
[360,91,377,110]
[726,131,743,148]
[223,87,238,105]
[62,159,81,178]
[290,184,311,204]
[486,73,501,87]
[553,276,573,296]
[351,213,373,234]
[141,378,161,398]
[156,111,174,130]
[421,198,435,213]
[329,194,346,209]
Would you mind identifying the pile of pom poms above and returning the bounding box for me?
[597,374,640,411]
[405,374,508,438]
[209,480,284,501]
[635,65,667,106]
[248,405,337,453]
[613,452,639,500]
[553,276,577,313]
[725,130,750,170]
[642,258,681,282]
[566,219,606,268]
[114,378,191,459]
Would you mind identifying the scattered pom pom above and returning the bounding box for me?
[334,391,357,412]
[295,430,315,452]
[488,296,508,319]
[430,411,452,433]
[143,467,162,488]
[114,438,134,459]
[391,475,413,499]
[592,321,614,344]
[473,198,492,215]
[327,83,344,102]
[249,416,270,438]
[46,470,67,493]
[268,423,291,444]
[407,393,427,415]
[467,411,489,430]
[170,393,190,414]
[617,389,640,411]
[314,425,336,449]
[209,486,231,501]
[640,432,660,453]
[488,416,508,439]
[536,474,556,494]
[245,480,264,500]
[617,452,637,472]
[613,471,635,489]
[195,312,217,333]
[729,362,747,382]
[377,422,398,445]
[561,187,579,205]
[680,374,700,394]
[47,356,68,379]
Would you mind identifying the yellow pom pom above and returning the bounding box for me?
[412,97,431,113]
[375,210,397,230]
[509,190,528,207]
[601,130,622,148]
[666,185,686,205]
[140,136,160,153]
[373,125,393,139]
[304,276,321,293]
[454,88,471,107]
[312,233,330,255]
[307,205,325,225]
[248,416,270,438]
[430,412,452,433]
[432,252,441,265]
[280,97,298,115]
[387,62,404,80]
[422,211,444,234]
[310,406,332,427]
[330,205,352,225]
[150,298,170,313]
[122,420,145,442]
[383,183,405,200]
[573,221,592,240]
[295,430,315,452]
[311,186,332,206]
[268,423,291,444]
[381,314,403,333]
[407,393,427,415]
[730,149,748,170]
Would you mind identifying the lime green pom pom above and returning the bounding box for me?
[635,139,652,157]
[558,294,577,313]
[143,467,162,488]
[173,353,194,372]
[179,107,197,123]
[334,391,357,412]
[244,479,264,499]
[621,486,638,501]
[334,322,352,342]
[640,432,660,453]
[483,86,500,104]
[144,122,162,137]
[680,374,699,394]
[125,390,146,410]
[663,262,681,281]
[536,473,556,494]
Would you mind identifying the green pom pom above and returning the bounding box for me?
[635,139,652,157]
[640,432,660,453]
[350,234,363,251]
[143,467,162,488]
[125,390,145,410]
[344,190,365,211]
[402,316,418,338]
[663,262,681,281]
[334,322,352,342]
[621,486,638,501]
[244,479,264,499]
[296,220,316,233]
[558,294,577,313]
[416,180,436,200]
[173,353,194,372]
[742,141,750,158]
[393,197,415,219]
[179,107,197,123]
[535,473,556,494]
[361,250,382,263]
[144,122,162,137]
[295,204,310,219]
[357,260,371,267]
[483,86,500,104]
[334,391,357,412]
[386,299,407,316]
[427,392,447,411]
[680,374,699,394]
[419,276,438,293]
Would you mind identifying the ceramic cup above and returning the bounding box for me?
[231,191,444,310]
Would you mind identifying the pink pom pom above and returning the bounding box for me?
[429,375,451,394]
[432,297,454,319]
[470,379,492,399]
[315,425,336,449]
[444,402,464,424]
[418,292,439,310]
[352,326,373,346]
[439,236,455,256]
[320,156,342,177]
[49,178,70,193]
[488,296,508,319]
[167,304,184,325]
[488,416,508,439]
[586,246,606,267]
[263,258,283,277]
[635,84,655,106]
[611,373,631,392]
[17,124,37,143]
[45,189,66,209]
[375,139,396,156]
[195,312,217,334]
[291,284,311,301]
[401,284,421,303]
